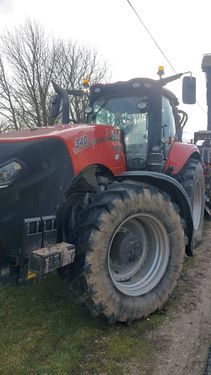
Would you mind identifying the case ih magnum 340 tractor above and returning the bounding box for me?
[0,63,207,323]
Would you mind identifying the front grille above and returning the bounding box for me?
[0,138,73,261]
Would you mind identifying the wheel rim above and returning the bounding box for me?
[192,181,202,230]
[108,213,170,297]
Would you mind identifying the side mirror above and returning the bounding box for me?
[182,76,196,104]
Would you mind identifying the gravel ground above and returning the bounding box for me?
[147,219,211,375]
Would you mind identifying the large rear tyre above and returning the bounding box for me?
[177,158,205,247]
[60,182,185,323]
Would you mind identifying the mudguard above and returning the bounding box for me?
[164,142,201,174]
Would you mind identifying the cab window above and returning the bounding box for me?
[162,97,176,140]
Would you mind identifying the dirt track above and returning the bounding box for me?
[143,219,211,375]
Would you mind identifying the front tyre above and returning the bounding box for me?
[60,182,185,323]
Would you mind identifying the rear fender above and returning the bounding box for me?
[117,171,193,256]
[165,142,201,174]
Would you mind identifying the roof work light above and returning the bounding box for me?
[157,66,165,78]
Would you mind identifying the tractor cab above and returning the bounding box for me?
[87,83,178,170]
[50,70,196,172]
[85,73,195,171]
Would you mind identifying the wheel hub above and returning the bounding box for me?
[108,214,170,296]
[111,232,143,265]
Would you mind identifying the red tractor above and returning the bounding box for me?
[0,69,204,323]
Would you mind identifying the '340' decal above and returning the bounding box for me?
[73,135,88,153]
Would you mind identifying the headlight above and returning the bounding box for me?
[0,161,22,186]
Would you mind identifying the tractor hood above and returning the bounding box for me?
[0,124,125,177]
[0,124,92,143]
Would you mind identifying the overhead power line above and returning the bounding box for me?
[126,0,206,114]
[126,0,177,74]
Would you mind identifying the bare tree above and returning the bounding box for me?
[0,57,19,131]
[0,19,110,132]
[1,20,57,128]
[55,42,109,123]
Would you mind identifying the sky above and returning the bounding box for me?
[0,0,210,139]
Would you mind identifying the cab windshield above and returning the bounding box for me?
[89,96,149,162]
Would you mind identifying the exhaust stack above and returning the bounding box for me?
[202,54,211,130]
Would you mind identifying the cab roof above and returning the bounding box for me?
[90,77,179,106]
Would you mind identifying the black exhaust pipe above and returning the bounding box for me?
[51,81,69,124]
[202,54,211,130]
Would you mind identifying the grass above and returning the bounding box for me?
[0,275,166,375]
[0,225,208,374]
